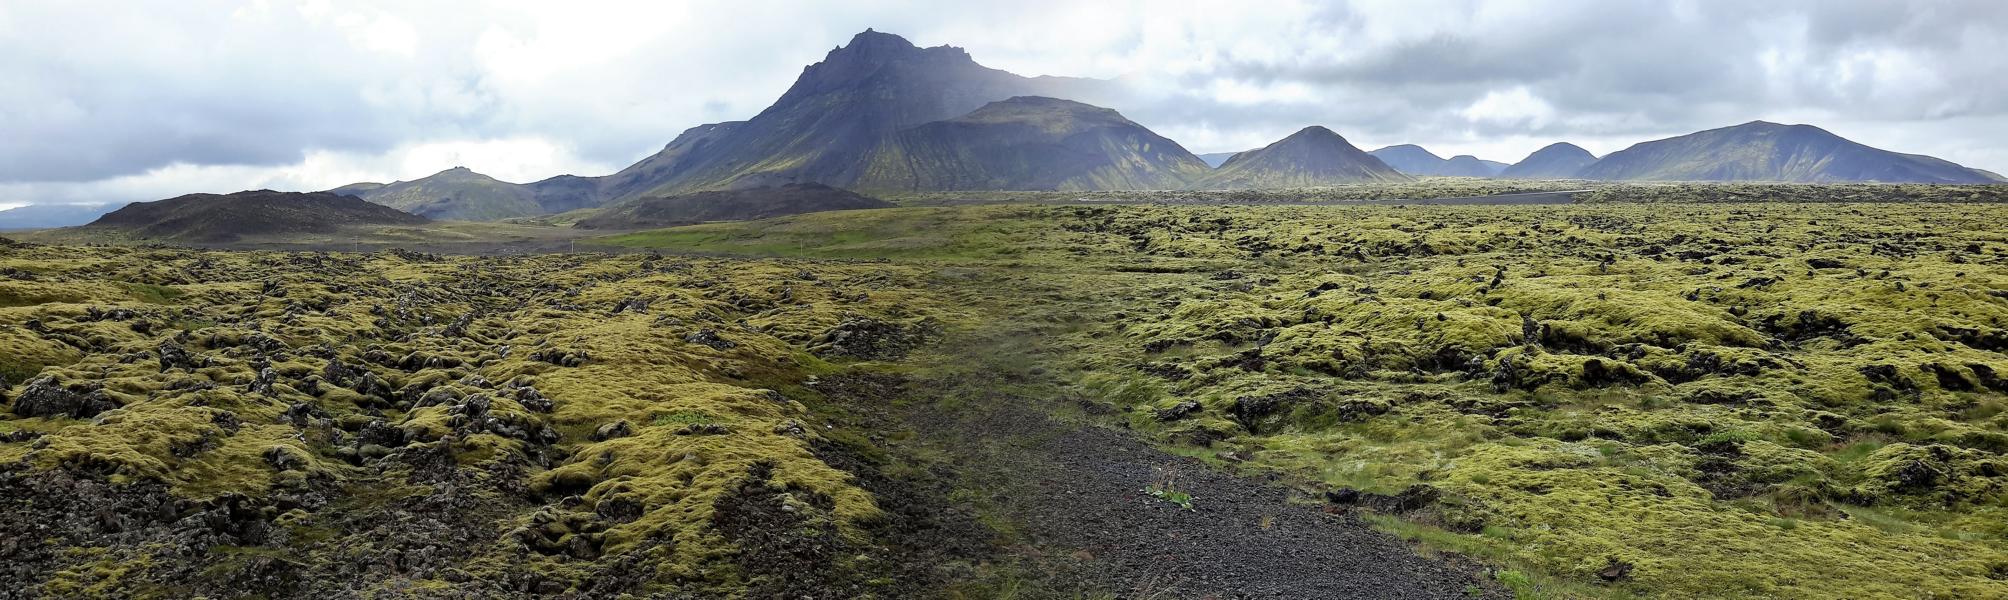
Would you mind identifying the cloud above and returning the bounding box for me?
[1,0,2003,206]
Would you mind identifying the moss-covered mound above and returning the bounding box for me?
[0,243,961,597]
[608,200,2008,598]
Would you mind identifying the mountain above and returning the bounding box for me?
[1975,168,2008,183]
[0,203,121,230]
[1499,143,1598,179]
[81,190,426,243]
[1366,145,1504,177]
[1367,144,1447,175]
[1575,121,1995,183]
[600,30,1113,200]
[523,175,603,214]
[852,96,1208,191]
[332,167,541,221]
[1196,126,1409,189]
[1197,152,1242,168]
[1442,155,1503,177]
[573,183,892,230]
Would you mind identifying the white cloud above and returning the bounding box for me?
[1,0,2004,205]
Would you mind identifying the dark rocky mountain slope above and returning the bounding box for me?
[854,97,1208,191]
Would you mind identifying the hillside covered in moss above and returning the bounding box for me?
[0,241,968,597]
[603,200,2008,598]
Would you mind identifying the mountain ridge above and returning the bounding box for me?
[1576,121,1994,183]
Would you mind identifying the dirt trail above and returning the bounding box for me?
[831,372,1501,599]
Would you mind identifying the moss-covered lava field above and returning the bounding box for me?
[5,199,2008,598]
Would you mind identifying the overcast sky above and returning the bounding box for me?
[4,0,2005,208]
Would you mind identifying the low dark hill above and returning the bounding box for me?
[1198,126,1409,188]
[1499,143,1598,178]
[573,183,892,230]
[856,96,1209,191]
[83,190,427,242]
[1576,121,1994,183]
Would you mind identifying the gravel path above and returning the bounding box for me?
[890,388,1501,599]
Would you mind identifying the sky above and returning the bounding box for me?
[3,0,2005,208]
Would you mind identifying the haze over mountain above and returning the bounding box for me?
[81,190,426,243]
[855,96,1208,191]
[574,183,891,230]
[1198,126,1409,189]
[1576,121,1996,184]
[1367,145,1504,178]
[1196,152,1242,168]
[1498,143,1599,179]
[0,203,120,231]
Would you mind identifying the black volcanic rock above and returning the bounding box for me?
[855,97,1208,191]
[1198,126,1410,188]
[1499,143,1598,179]
[83,190,426,242]
[1576,121,1994,183]
[573,183,892,230]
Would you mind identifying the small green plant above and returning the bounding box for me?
[1143,464,1196,511]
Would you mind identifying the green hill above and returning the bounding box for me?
[1197,126,1409,189]
[335,167,542,221]
[1576,121,1995,183]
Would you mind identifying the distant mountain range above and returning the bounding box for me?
[82,190,426,242]
[1201,126,1409,188]
[1367,145,1507,177]
[0,203,120,230]
[193,28,1992,224]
